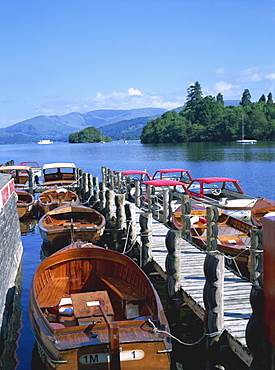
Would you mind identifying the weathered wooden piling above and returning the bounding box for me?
[162,188,170,224]
[115,193,126,250]
[116,172,123,194]
[134,180,141,208]
[92,176,100,209]
[139,212,152,268]
[165,229,182,297]
[124,202,137,257]
[105,189,116,228]
[180,195,191,241]
[99,182,106,214]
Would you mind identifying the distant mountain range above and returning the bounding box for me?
[0,101,240,144]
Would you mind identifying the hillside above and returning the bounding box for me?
[0,108,166,144]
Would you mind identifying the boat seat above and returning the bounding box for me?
[37,277,69,308]
[50,322,65,330]
[218,235,246,247]
[99,276,145,302]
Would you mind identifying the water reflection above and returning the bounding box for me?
[20,219,37,235]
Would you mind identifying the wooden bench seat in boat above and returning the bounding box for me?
[217,235,247,247]
[37,277,69,308]
[99,276,145,302]
[99,277,150,320]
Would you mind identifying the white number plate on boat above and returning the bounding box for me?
[79,350,144,364]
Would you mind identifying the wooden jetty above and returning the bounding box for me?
[133,207,253,367]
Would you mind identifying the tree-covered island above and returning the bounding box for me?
[69,126,112,143]
[140,81,275,143]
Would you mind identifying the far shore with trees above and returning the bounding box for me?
[140,82,275,143]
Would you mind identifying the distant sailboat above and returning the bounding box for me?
[236,115,257,144]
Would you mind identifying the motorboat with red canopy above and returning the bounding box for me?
[152,169,192,184]
[187,177,257,221]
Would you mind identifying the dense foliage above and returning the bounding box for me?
[69,126,111,143]
[140,82,275,143]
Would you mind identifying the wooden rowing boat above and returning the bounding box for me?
[251,196,275,227]
[172,204,253,273]
[29,242,172,369]
[38,203,106,248]
[15,189,35,219]
[38,188,80,216]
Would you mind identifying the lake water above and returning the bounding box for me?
[0,140,274,369]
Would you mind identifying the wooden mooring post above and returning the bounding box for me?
[139,212,152,269]
[115,193,126,251]
[165,229,182,298]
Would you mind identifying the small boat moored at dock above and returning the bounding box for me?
[0,165,31,188]
[152,168,193,184]
[38,203,106,248]
[20,161,41,182]
[172,204,253,274]
[251,196,275,227]
[187,177,257,221]
[38,188,80,216]
[42,163,78,187]
[15,189,35,219]
[29,242,172,369]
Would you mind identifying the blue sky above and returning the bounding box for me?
[0,0,274,128]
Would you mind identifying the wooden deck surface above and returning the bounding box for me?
[134,207,253,367]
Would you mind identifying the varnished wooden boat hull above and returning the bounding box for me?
[38,188,80,215]
[38,204,106,248]
[29,243,171,369]
[16,189,35,219]
[172,205,253,272]
[251,197,275,227]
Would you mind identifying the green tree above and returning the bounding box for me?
[240,89,252,106]
[259,94,266,103]
[267,92,274,106]
[216,93,224,106]
[185,81,203,108]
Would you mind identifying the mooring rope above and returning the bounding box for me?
[147,319,225,346]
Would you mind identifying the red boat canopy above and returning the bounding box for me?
[143,179,188,187]
[153,168,191,174]
[116,170,151,180]
[190,177,241,184]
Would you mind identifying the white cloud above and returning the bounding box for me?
[215,67,225,74]
[265,73,275,80]
[127,88,142,96]
[237,67,263,82]
[211,81,240,97]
